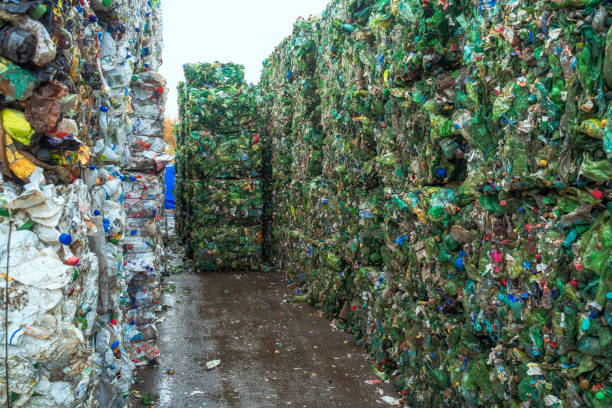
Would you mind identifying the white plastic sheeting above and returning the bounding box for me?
[0,181,101,407]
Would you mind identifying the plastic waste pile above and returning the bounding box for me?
[258,0,612,406]
[259,16,325,274]
[0,1,168,406]
[123,51,168,374]
[176,62,263,271]
[89,0,169,404]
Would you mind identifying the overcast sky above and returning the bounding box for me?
[160,0,330,119]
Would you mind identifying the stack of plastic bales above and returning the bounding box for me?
[91,0,170,405]
[0,1,168,406]
[259,19,323,278]
[259,1,612,406]
[123,69,169,370]
[176,62,263,271]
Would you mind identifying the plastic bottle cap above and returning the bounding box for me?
[581,318,590,331]
[30,5,48,19]
[111,340,120,350]
[111,319,117,325]
[65,256,80,266]
[59,233,72,245]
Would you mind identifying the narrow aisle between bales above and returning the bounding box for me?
[133,266,401,408]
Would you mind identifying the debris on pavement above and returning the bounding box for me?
[206,360,221,370]
[133,271,400,407]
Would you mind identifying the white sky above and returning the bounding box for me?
[160,0,330,119]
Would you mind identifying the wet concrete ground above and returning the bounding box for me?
[133,271,400,407]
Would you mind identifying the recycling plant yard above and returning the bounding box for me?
[0,0,610,407]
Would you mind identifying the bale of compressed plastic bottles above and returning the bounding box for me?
[0,1,169,406]
[176,62,263,271]
[259,1,612,406]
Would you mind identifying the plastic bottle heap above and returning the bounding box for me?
[256,0,611,406]
[0,1,170,406]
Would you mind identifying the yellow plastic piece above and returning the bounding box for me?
[4,134,35,179]
[2,108,35,146]
[391,0,400,16]
[78,145,91,165]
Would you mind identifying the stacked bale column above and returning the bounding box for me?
[122,9,170,372]
[177,63,263,271]
[259,19,326,285]
[0,0,168,406]
[259,1,612,406]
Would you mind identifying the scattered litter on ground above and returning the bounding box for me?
[206,360,222,370]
